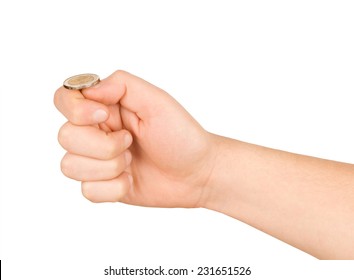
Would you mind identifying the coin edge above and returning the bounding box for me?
[63,74,100,90]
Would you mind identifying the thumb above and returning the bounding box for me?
[81,70,173,121]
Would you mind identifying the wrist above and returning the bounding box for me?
[198,134,244,213]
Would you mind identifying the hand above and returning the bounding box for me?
[54,70,216,207]
[55,70,354,258]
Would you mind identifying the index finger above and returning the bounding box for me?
[54,86,109,125]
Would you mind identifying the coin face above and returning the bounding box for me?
[63,74,100,90]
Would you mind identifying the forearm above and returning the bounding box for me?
[204,134,354,259]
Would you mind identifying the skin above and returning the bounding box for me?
[54,70,354,259]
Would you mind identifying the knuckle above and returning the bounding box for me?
[113,69,128,78]
[81,183,98,203]
[104,140,119,159]
[57,122,71,148]
[81,183,92,201]
[60,154,72,177]
[53,88,61,108]
[114,176,129,201]
[112,70,132,84]
[112,156,124,175]
[102,132,125,159]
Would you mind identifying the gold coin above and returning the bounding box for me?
[63,74,100,90]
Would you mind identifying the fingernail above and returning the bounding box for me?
[93,109,108,123]
[92,82,101,89]
[125,150,132,165]
[124,133,132,147]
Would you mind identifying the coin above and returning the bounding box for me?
[63,73,100,90]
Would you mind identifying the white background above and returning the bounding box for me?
[1,0,354,279]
